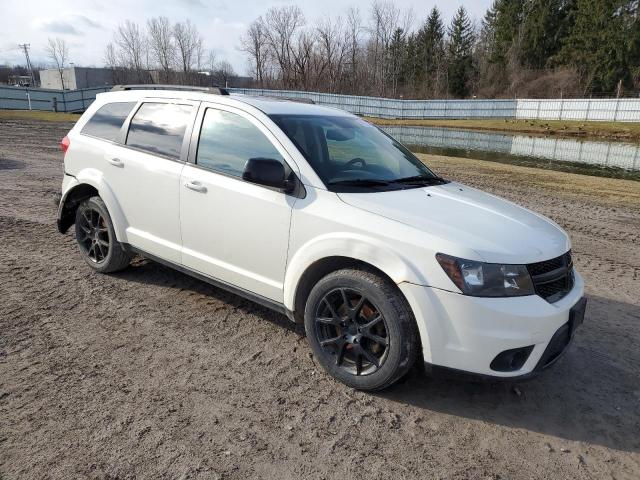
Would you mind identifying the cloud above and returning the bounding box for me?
[34,19,82,35]
[74,15,102,29]
[177,0,227,10]
[32,14,102,36]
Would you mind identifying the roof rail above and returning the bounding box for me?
[274,96,315,105]
[110,84,229,95]
[233,93,315,105]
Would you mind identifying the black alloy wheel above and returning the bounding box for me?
[314,287,390,376]
[304,268,420,391]
[74,196,132,273]
[77,207,110,263]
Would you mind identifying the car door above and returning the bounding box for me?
[104,99,198,263]
[180,103,299,302]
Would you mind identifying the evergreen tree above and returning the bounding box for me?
[556,0,635,92]
[488,0,525,66]
[388,28,407,96]
[629,1,640,86]
[520,0,570,69]
[415,7,446,94]
[447,6,476,98]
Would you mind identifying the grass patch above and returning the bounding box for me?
[0,110,80,123]
[366,117,640,142]
[418,153,640,209]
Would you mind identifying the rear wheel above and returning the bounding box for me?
[74,196,131,273]
[304,268,419,391]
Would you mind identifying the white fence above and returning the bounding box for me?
[2,85,640,122]
[382,125,640,171]
[230,88,640,122]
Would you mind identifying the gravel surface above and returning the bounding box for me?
[1,119,639,480]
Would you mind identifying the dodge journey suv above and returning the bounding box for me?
[56,85,586,390]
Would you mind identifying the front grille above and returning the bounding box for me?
[527,251,574,303]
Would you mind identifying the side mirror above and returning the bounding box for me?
[242,158,293,192]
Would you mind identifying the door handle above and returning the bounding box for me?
[184,180,207,193]
[107,157,124,167]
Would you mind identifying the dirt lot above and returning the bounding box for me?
[1,118,639,480]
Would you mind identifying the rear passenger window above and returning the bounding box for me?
[81,102,136,142]
[196,109,284,177]
[126,103,193,159]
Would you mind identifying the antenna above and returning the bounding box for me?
[18,43,36,87]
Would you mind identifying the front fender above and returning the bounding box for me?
[283,232,426,311]
[59,169,129,242]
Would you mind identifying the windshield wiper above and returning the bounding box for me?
[390,175,449,185]
[326,179,391,187]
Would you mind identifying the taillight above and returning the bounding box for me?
[60,135,70,154]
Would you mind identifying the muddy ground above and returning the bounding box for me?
[1,118,639,480]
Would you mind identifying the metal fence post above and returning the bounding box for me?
[585,98,591,121]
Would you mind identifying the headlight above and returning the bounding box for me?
[436,253,534,297]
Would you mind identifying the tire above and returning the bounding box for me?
[74,196,132,273]
[304,268,420,391]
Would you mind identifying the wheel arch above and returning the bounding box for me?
[290,256,398,323]
[57,171,128,242]
[284,233,423,316]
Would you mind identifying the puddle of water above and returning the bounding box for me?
[382,126,640,181]
[0,159,25,171]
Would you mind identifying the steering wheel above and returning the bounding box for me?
[341,157,367,170]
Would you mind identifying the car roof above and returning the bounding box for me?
[95,89,352,117]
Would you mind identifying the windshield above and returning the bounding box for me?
[269,114,441,192]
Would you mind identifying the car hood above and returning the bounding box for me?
[337,182,570,264]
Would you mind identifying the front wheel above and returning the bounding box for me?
[74,196,132,273]
[304,268,420,391]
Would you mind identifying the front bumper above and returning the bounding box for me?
[399,270,585,378]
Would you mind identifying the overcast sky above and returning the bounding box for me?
[1,0,492,75]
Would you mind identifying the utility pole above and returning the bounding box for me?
[18,43,36,87]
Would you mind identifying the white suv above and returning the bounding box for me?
[56,86,586,390]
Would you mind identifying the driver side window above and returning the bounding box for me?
[196,108,285,177]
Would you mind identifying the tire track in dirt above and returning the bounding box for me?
[1,119,639,480]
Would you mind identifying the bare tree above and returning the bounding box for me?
[369,1,401,95]
[46,38,70,89]
[173,20,203,79]
[292,29,315,90]
[264,6,305,88]
[113,20,148,82]
[207,50,217,73]
[240,17,269,86]
[316,16,349,92]
[147,17,175,82]
[215,60,235,87]
[346,7,363,92]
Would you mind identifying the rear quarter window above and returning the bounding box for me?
[80,102,136,142]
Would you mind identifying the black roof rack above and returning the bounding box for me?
[232,93,315,105]
[272,96,315,105]
[110,84,229,95]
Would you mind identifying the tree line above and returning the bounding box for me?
[241,0,640,99]
[103,18,237,86]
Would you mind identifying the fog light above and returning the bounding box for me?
[490,346,534,372]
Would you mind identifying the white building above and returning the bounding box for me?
[39,67,113,90]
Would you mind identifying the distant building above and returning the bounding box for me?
[8,75,33,87]
[40,67,113,90]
